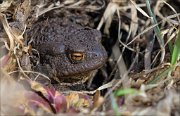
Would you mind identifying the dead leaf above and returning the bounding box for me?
[66,92,91,109]
[91,90,104,110]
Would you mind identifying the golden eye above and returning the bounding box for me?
[69,52,85,61]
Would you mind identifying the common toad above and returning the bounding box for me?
[27,18,107,85]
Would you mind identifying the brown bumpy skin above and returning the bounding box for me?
[27,18,107,85]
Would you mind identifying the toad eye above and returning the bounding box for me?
[69,52,85,62]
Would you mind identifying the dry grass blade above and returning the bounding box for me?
[154,0,171,26]
[8,70,51,81]
[91,90,104,111]
[129,0,150,18]
[130,2,138,37]
[0,14,24,51]
[146,0,165,63]
[0,0,12,12]
[37,3,64,17]
[162,1,180,23]
[67,0,85,8]
[0,14,14,51]
[127,22,157,46]
[165,29,179,46]
[126,13,180,47]
[61,80,114,95]
[97,2,118,33]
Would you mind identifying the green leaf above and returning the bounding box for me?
[168,41,173,55]
[171,29,180,66]
[114,88,138,97]
[110,93,120,116]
